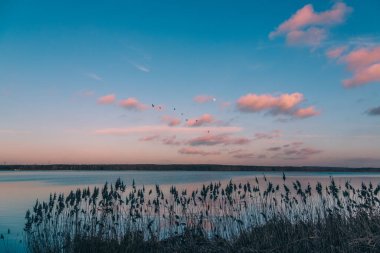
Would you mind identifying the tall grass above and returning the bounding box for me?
[24,176,380,252]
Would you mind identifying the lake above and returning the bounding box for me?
[2,170,380,252]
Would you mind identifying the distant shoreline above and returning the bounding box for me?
[1,164,380,172]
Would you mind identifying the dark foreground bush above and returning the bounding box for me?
[53,213,380,253]
[24,176,380,252]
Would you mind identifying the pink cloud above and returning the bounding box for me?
[94,125,242,136]
[233,152,255,159]
[344,46,380,70]
[286,27,327,46]
[228,149,243,154]
[228,149,256,159]
[293,106,320,118]
[340,46,380,87]
[267,147,282,152]
[161,115,181,127]
[326,46,347,59]
[325,45,380,87]
[272,142,322,160]
[178,147,221,156]
[139,135,160,142]
[237,93,303,112]
[119,98,148,111]
[162,135,182,146]
[187,134,250,146]
[343,64,380,87]
[283,147,322,158]
[254,130,281,140]
[219,101,232,109]
[237,93,318,119]
[186,114,215,127]
[97,94,116,105]
[237,93,295,111]
[269,3,351,46]
[194,95,215,104]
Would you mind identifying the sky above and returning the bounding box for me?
[0,0,380,167]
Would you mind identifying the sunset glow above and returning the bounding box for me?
[0,1,379,167]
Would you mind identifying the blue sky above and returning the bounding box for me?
[0,0,380,166]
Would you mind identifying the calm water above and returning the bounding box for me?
[1,170,380,252]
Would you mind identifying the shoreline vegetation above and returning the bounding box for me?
[22,176,380,253]
[1,164,380,172]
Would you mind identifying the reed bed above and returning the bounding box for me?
[24,175,380,252]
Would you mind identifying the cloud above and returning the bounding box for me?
[94,125,242,136]
[178,147,221,156]
[161,115,181,126]
[293,106,320,118]
[343,63,380,88]
[132,62,150,73]
[186,114,215,127]
[344,46,380,70]
[228,149,243,154]
[269,2,351,46]
[219,101,232,109]
[194,95,216,104]
[254,130,281,140]
[367,106,380,116]
[119,98,148,111]
[86,73,102,81]
[187,133,250,146]
[283,147,322,159]
[236,93,319,119]
[139,135,160,142]
[139,134,182,145]
[237,93,303,112]
[233,152,255,159]
[326,46,347,59]
[286,27,327,46]
[97,94,116,105]
[328,45,380,87]
[271,142,322,160]
[162,135,182,146]
[267,147,282,152]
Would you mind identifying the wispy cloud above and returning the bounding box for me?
[232,152,255,159]
[161,115,181,126]
[193,95,216,104]
[186,114,215,127]
[86,72,103,81]
[254,130,281,140]
[326,46,347,59]
[119,98,148,111]
[178,147,221,156]
[131,62,150,73]
[162,135,182,146]
[366,106,380,116]
[271,142,322,160]
[139,135,160,142]
[94,125,242,136]
[267,147,282,152]
[187,133,250,146]
[139,134,182,146]
[269,2,352,47]
[97,94,116,105]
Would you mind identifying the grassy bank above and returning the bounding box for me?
[24,176,380,252]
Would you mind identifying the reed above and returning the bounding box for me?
[24,176,380,252]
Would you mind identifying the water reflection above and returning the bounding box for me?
[1,170,380,252]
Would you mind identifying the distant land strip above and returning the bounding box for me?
[0,164,380,172]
